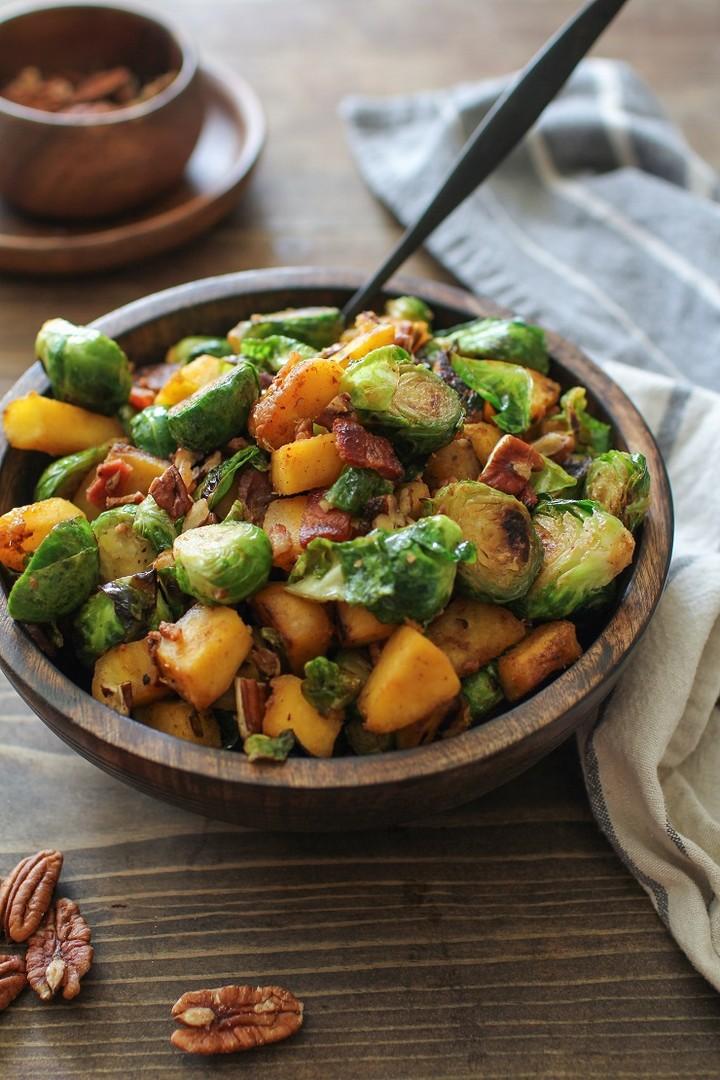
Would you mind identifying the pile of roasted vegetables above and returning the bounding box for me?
[0,298,650,761]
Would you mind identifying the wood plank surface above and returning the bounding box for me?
[1,0,719,1075]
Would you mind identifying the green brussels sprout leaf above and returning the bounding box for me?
[324,466,394,514]
[8,516,99,623]
[167,361,259,454]
[244,729,295,764]
[165,336,234,365]
[550,387,612,455]
[583,450,650,531]
[450,355,534,434]
[133,495,178,553]
[129,405,177,459]
[196,445,269,510]
[443,317,549,373]
[385,295,433,324]
[302,656,363,716]
[173,522,272,605]
[461,663,503,721]
[345,715,395,756]
[231,307,344,350]
[530,455,577,496]
[239,335,315,373]
[36,318,132,415]
[34,442,112,502]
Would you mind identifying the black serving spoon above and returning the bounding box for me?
[343,0,629,321]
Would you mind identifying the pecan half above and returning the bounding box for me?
[235,678,268,738]
[0,849,63,943]
[0,955,26,1012]
[171,985,303,1055]
[149,465,193,520]
[479,434,544,509]
[26,898,93,1001]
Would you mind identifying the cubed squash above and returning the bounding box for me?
[134,699,221,747]
[426,598,526,677]
[463,422,502,467]
[155,354,228,407]
[395,704,451,749]
[529,370,562,422]
[251,582,333,675]
[72,444,168,519]
[333,323,396,367]
[336,602,395,647]
[153,604,252,711]
[358,625,461,734]
[270,433,344,496]
[497,620,582,702]
[263,674,342,757]
[92,638,170,715]
[3,393,124,456]
[424,436,480,490]
[262,495,308,571]
[249,355,343,450]
[0,498,84,572]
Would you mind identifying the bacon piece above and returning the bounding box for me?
[332,417,404,481]
[479,434,544,509]
[129,385,156,411]
[149,465,193,520]
[299,490,354,548]
[86,459,133,507]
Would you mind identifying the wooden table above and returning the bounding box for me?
[1,1,719,1075]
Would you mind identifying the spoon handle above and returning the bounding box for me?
[343,0,629,321]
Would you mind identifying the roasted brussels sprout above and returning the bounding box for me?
[167,361,259,453]
[461,663,503,720]
[128,405,177,459]
[229,307,344,350]
[239,335,315,373]
[302,656,364,716]
[530,455,577,496]
[324,466,393,514]
[165,336,234,365]
[450,356,533,434]
[36,318,131,415]
[443,317,549,373]
[8,516,99,622]
[92,505,156,582]
[34,442,111,501]
[288,514,474,624]
[545,386,611,455]
[72,570,158,667]
[583,451,650,531]
[345,716,395,756]
[518,499,635,620]
[340,346,463,456]
[385,295,433,323]
[244,729,295,763]
[433,481,542,603]
[173,522,272,604]
[133,495,177,553]
[195,445,269,510]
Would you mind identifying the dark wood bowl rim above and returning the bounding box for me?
[0,1,198,125]
[0,268,674,793]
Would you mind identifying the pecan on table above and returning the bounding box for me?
[149,464,193,519]
[171,985,304,1055]
[26,897,93,1001]
[0,849,63,943]
[0,955,26,1012]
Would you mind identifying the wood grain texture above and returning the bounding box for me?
[0,0,717,1073]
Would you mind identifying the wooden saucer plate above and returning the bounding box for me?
[0,63,265,275]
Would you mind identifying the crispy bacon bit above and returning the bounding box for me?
[129,385,156,411]
[479,434,544,509]
[299,490,354,548]
[316,392,353,430]
[86,459,133,507]
[236,467,273,525]
[235,678,268,737]
[393,319,415,353]
[105,491,144,508]
[149,465,193,520]
[333,417,404,481]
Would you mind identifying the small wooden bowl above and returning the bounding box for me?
[0,3,205,219]
[0,269,673,830]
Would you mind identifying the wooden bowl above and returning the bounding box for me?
[0,269,673,830]
[0,3,205,219]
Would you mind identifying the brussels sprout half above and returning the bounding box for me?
[302,656,364,716]
[173,522,272,605]
[340,345,463,457]
[442,317,549,374]
[530,455,577,496]
[547,387,612,456]
[450,355,534,434]
[195,445,269,511]
[433,481,542,604]
[238,335,315,373]
[133,495,178,554]
[167,361,259,453]
[230,307,344,350]
[324,466,394,514]
[345,716,395,756]
[129,405,177,459]
[92,505,156,583]
[8,516,99,622]
[385,295,433,324]
[72,570,158,667]
[583,451,650,532]
[165,336,234,365]
[461,663,503,721]
[34,442,111,502]
[288,514,474,625]
[518,499,635,620]
[36,318,131,416]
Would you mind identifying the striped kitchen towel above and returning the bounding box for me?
[342,59,720,988]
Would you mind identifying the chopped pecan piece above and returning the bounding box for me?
[171,985,303,1055]
[149,465,193,520]
[531,430,575,463]
[299,490,353,548]
[26,898,93,1002]
[333,417,404,481]
[86,458,133,507]
[293,417,314,441]
[235,678,269,737]
[316,392,353,430]
[0,955,26,1012]
[105,491,144,508]
[250,645,282,679]
[479,434,544,509]
[236,467,273,525]
[0,849,63,943]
